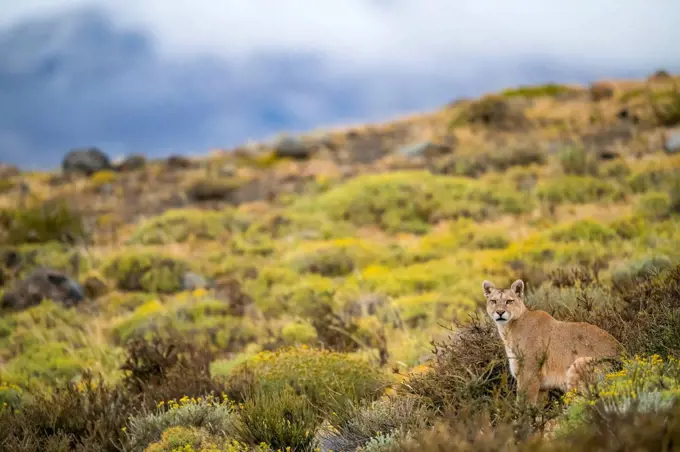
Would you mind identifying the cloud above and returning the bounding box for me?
[0,1,679,169]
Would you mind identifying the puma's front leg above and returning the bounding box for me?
[516,369,541,406]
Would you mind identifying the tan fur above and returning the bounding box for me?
[482,279,624,405]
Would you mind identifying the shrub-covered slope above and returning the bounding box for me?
[1,73,680,451]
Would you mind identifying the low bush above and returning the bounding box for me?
[635,191,671,219]
[537,175,624,205]
[0,199,86,245]
[225,346,391,422]
[125,394,237,451]
[292,171,529,234]
[317,395,431,452]
[558,146,599,176]
[128,208,251,245]
[232,385,320,451]
[103,251,190,293]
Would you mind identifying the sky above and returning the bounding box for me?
[0,1,679,170]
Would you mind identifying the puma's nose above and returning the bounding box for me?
[496,310,506,317]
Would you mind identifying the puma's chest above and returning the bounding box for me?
[503,343,520,377]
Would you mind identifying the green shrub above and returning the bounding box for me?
[537,175,624,205]
[125,394,237,451]
[549,219,617,243]
[226,346,391,421]
[0,199,86,245]
[0,302,122,390]
[233,385,320,451]
[470,229,511,250]
[609,215,647,239]
[281,321,318,346]
[292,171,529,234]
[502,83,576,98]
[0,372,136,452]
[628,165,677,193]
[558,146,599,176]
[599,160,631,181]
[317,395,430,452]
[103,251,189,293]
[669,179,680,214]
[111,297,257,348]
[283,238,388,277]
[648,84,680,127]
[560,354,680,435]
[0,381,23,412]
[611,255,673,291]
[635,192,671,219]
[128,208,251,245]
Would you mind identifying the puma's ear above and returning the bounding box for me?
[482,280,495,297]
[510,279,525,297]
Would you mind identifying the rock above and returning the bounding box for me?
[0,164,19,179]
[649,69,671,81]
[62,147,112,176]
[597,149,620,161]
[1,268,85,311]
[83,275,109,299]
[181,271,210,291]
[398,141,451,159]
[116,154,147,172]
[465,95,529,130]
[186,179,241,203]
[589,82,615,102]
[664,130,680,154]
[274,136,313,160]
[219,164,237,178]
[166,155,192,170]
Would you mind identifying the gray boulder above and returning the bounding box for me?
[116,154,147,172]
[1,268,85,311]
[62,147,112,176]
[664,130,680,154]
[181,271,210,291]
[275,136,313,159]
[398,141,450,158]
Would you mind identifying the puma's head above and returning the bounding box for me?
[483,279,527,325]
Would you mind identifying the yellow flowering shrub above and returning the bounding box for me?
[226,346,392,421]
[0,381,22,411]
[559,354,680,434]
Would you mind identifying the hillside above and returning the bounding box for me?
[1,70,680,451]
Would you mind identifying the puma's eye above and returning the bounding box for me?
[506,299,514,304]
[490,299,498,304]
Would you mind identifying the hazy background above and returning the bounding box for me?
[1,0,679,170]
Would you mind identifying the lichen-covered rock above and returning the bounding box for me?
[664,130,680,154]
[274,136,313,159]
[166,155,193,170]
[62,147,112,176]
[116,154,147,172]
[398,141,452,159]
[0,267,85,311]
